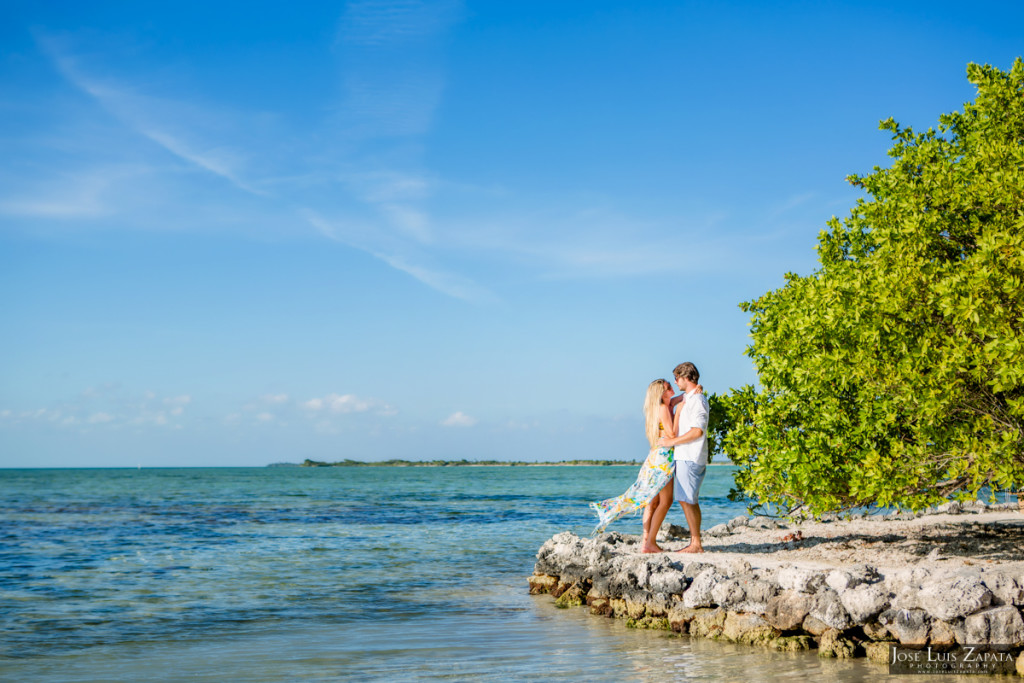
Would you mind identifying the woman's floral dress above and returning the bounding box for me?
[589,446,674,533]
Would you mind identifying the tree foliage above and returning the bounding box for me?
[726,59,1024,515]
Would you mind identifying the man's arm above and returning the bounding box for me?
[658,396,708,448]
[659,426,703,448]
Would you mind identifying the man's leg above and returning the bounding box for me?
[673,460,705,553]
[678,501,703,553]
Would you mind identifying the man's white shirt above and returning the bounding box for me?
[675,389,709,466]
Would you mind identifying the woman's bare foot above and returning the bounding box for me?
[677,543,704,553]
[641,542,662,554]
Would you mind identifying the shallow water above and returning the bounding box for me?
[0,466,980,681]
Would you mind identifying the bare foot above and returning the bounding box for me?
[641,542,662,554]
[677,543,704,554]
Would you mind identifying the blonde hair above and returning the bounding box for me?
[644,379,671,448]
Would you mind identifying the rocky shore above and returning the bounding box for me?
[529,503,1024,676]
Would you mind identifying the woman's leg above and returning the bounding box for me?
[642,483,673,553]
[642,497,658,546]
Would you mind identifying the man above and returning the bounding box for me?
[658,362,709,553]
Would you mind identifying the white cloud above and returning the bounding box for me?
[256,412,275,422]
[261,394,289,404]
[300,392,396,418]
[0,387,190,431]
[441,411,477,427]
[303,393,373,414]
[0,169,115,219]
[35,32,263,197]
[337,0,463,47]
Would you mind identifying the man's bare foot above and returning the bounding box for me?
[677,543,704,554]
[641,542,662,554]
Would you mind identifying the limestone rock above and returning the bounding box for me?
[588,597,611,616]
[983,572,1024,607]
[826,564,880,592]
[952,618,968,645]
[689,608,727,640]
[683,567,728,609]
[864,641,895,664]
[726,515,750,531]
[892,609,930,645]
[929,620,957,646]
[682,561,712,580]
[839,584,889,623]
[722,612,781,646]
[711,578,745,609]
[802,615,830,637]
[918,573,993,621]
[664,524,689,540]
[818,628,858,658]
[528,574,557,595]
[623,594,647,619]
[554,582,587,608]
[862,621,890,641]
[643,592,671,617]
[777,566,826,594]
[706,523,731,537]
[888,566,934,611]
[626,615,670,630]
[535,532,599,582]
[768,635,814,651]
[748,516,783,529]
[964,605,1024,646]
[809,590,853,631]
[764,591,812,631]
[645,565,690,596]
[710,573,778,615]
[667,606,700,633]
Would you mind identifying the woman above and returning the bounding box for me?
[589,379,677,553]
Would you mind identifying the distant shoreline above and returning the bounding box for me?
[270,459,737,468]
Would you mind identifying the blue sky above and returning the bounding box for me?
[2,1,1022,466]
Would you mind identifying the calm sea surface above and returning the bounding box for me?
[0,466,956,681]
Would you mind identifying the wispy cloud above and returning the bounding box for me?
[338,0,464,47]
[35,31,263,196]
[305,211,494,302]
[441,411,476,427]
[224,391,397,430]
[11,6,788,304]
[0,386,191,431]
[0,168,114,218]
[301,392,396,416]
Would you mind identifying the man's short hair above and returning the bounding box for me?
[673,362,700,383]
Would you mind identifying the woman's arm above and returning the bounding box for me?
[660,404,676,439]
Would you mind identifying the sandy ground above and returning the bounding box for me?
[656,505,1024,574]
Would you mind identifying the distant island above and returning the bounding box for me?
[285,458,643,468]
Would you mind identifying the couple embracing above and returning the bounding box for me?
[589,362,709,554]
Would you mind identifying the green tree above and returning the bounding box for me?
[726,59,1024,516]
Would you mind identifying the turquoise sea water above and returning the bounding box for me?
[0,466,955,681]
